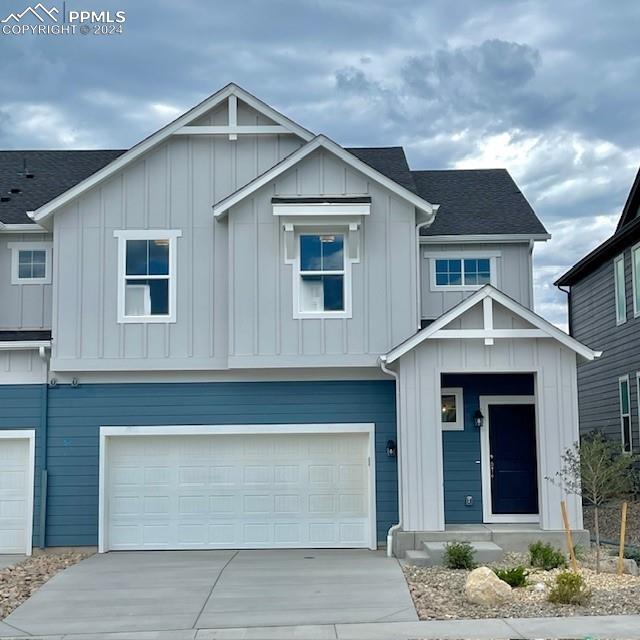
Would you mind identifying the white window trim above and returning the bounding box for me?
[285,223,359,319]
[8,242,52,285]
[441,387,464,431]
[98,423,377,553]
[113,229,181,324]
[619,374,632,453]
[0,429,35,555]
[426,252,499,292]
[632,242,640,318]
[614,253,627,325]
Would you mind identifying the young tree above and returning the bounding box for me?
[553,431,637,572]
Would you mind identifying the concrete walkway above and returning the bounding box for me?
[2,549,416,636]
[1,615,640,639]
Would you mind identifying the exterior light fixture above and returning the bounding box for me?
[386,439,397,458]
[473,409,484,429]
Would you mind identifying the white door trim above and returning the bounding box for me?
[0,429,36,555]
[98,423,377,553]
[479,396,539,524]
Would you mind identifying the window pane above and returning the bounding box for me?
[126,240,149,276]
[623,416,632,453]
[18,250,32,265]
[442,394,457,423]
[464,259,477,275]
[300,235,321,271]
[615,257,626,322]
[323,275,344,311]
[478,271,491,284]
[477,259,490,273]
[435,272,449,286]
[621,379,630,413]
[149,240,169,275]
[125,278,169,316]
[449,271,462,286]
[465,273,478,285]
[300,274,323,312]
[31,250,46,265]
[18,263,32,279]
[321,235,344,271]
[449,259,461,274]
[32,262,46,279]
[435,259,448,274]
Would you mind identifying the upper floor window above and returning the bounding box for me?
[8,242,52,285]
[427,254,498,291]
[614,253,626,325]
[632,243,640,318]
[114,230,181,323]
[619,375,632,453]
[296,232,350,317]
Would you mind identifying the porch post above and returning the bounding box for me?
[397,351,445,532]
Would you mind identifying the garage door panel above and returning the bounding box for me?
[105,431,372,550]
[0,437,32,554]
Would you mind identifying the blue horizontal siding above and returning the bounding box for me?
[0,385,44,545]
[441,374,534,524]
[43,380,397,546]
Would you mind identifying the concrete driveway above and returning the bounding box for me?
[2,549,417,636]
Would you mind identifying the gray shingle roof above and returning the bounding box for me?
[411,169,547,236]
[346,147,417,194]
[0,150,125,224]
[412,169,547,236]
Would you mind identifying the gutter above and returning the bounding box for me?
[379,355,402,557]
[557,285,573,336]
[415,205,439,330]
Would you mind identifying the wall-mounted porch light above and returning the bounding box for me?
[473,409,484,429]
[386,439,397,458]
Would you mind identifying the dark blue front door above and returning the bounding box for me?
[488,404,538,515]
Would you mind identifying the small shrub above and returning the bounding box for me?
[624,548,640,565]
[548,571,591,605]
[443,541,476,569]
[493,565,529,588]
[529,541,567,570]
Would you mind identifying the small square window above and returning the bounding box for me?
[9,244,51,284]
[441,387,464,431]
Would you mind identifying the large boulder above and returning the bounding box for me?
[464,566,512,605]
[598,557,639,576]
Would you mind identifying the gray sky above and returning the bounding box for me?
[1,0,638,328]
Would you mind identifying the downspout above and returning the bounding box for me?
[38,346,50,549]
[415,205,439,329]
[379,355,402,557]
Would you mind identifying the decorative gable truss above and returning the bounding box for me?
[383,285,602,364]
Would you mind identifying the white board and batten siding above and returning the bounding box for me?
[0,350,48,385]
[0,431,35,555]
[396,331,583,532]
[99,424,376,552]
[228,149,418,367]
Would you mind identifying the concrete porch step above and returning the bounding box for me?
[404,549,431,567]
[421,541,504,565]
[416,527,492,543]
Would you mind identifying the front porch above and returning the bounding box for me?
[394,523,590,564]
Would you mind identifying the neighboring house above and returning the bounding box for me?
[556,169,640,454]
[0,83,598,558]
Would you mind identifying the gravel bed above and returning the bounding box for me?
[584,499,640,548]
[0,551,91,620]
[403,551,640,620]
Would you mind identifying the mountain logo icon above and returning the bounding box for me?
[1,3,59,23]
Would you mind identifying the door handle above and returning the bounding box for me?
[490,454,495,479]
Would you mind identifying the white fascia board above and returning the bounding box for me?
[382,284,601,364]
[0,223,47,233]
[420,233,551,244]
[0,341,51,350]
[29,83,314,224]
[273,202,371,216]
[213,135,436,219]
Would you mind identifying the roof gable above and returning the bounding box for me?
[29,83,314,226]
[382,285,600,364]
[616,166,640,231]
[212,135,436,218]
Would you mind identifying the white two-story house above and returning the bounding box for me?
[0,84,598,559]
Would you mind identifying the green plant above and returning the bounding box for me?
[443,541,476,570]
[552,431,637,572]
[572,544,587,562]
[610,546,640,564]
[493,565,529,588]
[548,571,591,605]
[529,541,567,570]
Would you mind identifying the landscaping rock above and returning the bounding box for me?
[598,557,639,576]
[464,566,512,605]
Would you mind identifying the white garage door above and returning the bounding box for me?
[0,434,34,555]
[102,428,374,551]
